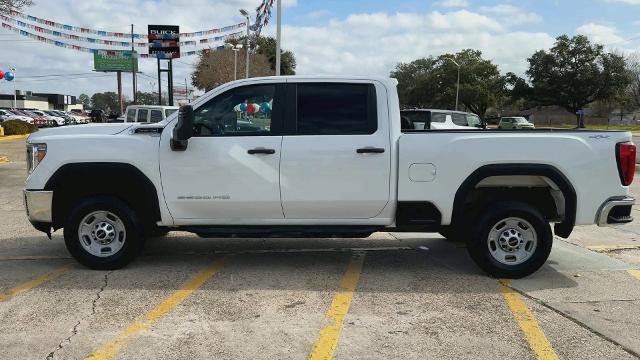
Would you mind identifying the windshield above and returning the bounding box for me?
[514,117,529,123]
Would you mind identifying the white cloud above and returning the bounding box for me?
[479,4,542,26]
[259,10,554,78]
[438,0,470,8]
[576,23,627,46]
[604,0,640,4]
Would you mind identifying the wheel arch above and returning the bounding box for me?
[45,162,161,231]
[452,164,577,238]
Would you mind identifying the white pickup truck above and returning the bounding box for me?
[24,76,636,278]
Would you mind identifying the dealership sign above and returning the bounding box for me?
[94,51,137,72]
[148,25,181,59]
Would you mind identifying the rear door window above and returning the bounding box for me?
[295,83,377,135]
[150,110,163,123]
[137,109,149,123]
[431,112,447,123]
[452,113,468,126]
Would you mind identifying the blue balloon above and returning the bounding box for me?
[260,102,270,114]
[239,103,247,112]
[4,71,14,81]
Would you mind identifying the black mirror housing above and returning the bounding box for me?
[171,105,194,151]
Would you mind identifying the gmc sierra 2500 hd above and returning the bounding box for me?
[24,76,636,278]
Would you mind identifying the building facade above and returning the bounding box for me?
[0,91,82,111]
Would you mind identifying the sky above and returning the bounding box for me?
[0,0,639,99]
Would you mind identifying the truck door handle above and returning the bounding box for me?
[357,147,386,154]
[248,148,276,155]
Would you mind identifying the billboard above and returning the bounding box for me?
[148,25,181,59]
[94,51,137,72]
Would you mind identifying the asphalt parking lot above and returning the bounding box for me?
[1,136,640,360]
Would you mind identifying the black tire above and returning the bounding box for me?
[467,201,552,279]
[64,196,145,270]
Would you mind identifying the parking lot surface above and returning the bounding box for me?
[1,136,640,359]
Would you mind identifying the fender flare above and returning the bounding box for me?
[452,164,576,238]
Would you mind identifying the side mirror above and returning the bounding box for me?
[171,105,194,151]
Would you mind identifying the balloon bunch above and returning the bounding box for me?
[235,101,272,115]
[0,70,15,81]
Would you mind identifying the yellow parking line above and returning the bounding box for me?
[0,264,71,302]
[85,256,230,360]
[0,156,8,164]
[500,280,559,360]
[308,252,365,360]
[629,270,640,281]
[0,134,29,141]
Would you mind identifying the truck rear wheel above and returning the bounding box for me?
[467,201,552,279]
[64,196,145,270]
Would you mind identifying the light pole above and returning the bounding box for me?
[445,58,460,111]
[275,0,282,76]
[233,44,242,80]
[240,9,251,79]
[10,67,16,109]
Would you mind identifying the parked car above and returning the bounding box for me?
[30,110,65,127]
[24,76,635,279]
[401,109,482,130]
[10,109,42,126]
[499,117,535,129]
[124,105,179,124]
[21,110,51,127]
[48,110,77,125]
[66,111,89,124]
[0,109,25,122]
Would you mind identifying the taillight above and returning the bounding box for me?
[616,142,636,186]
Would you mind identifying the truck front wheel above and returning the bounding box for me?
[64,196,145,270]
[467,201,552,279]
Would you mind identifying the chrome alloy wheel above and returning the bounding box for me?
[78,211,126,257]
[487,217,538,266]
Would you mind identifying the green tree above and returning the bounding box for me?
[526,35,630,127]
[391,49,507,119]
[0,0,33,13]
[78,93,91,109]
[254,36,296,75]
[135,91,159,105]
[628,53,640,109]
[90,92,119,114]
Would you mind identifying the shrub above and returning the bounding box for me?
[1,120,38,135]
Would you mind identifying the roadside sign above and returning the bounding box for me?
[148,25,181,59]
[94,51,137,72]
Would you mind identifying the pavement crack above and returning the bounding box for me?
[44,271,112,360]
[504,283,640,359]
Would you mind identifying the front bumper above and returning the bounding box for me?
[597,197,635,226]
[24,190,53,223]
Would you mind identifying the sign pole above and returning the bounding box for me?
[157,58,162,105]
[11,67,16,108]
[168,59,174,106]
[117,71,123,115]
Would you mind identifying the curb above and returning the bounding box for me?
[0,134,29,142]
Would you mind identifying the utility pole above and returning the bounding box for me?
[275,0,282,76]
[131,24,138,104]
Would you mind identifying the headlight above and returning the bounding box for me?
[26,143,46,174]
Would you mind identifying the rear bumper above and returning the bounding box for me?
[597,197,635,226]
[24,190,53,224]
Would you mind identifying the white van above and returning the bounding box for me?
[124,105,179,124]
[400,109,482,130]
